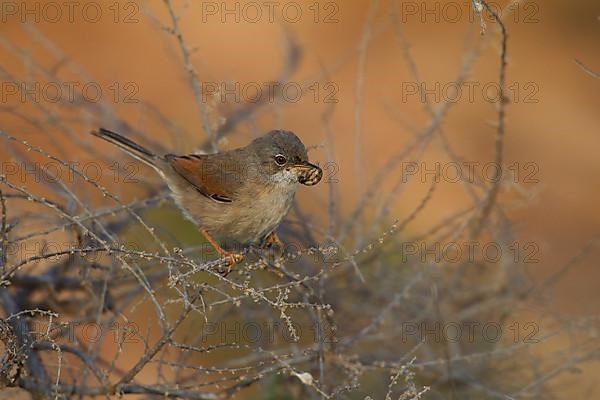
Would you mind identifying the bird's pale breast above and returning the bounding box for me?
[167,167,298,249]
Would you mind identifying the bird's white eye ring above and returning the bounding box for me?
[274,154,287,166]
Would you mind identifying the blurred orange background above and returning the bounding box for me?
[1,0,599,397]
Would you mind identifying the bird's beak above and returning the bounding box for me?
[288,162,323,186]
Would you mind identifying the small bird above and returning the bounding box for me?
[91,128,323,268]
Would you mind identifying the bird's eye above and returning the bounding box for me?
[274,154,287,166]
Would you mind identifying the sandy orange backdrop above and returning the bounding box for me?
[1,0,599,398]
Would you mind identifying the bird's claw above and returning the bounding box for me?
[263,232,285,251]
[220,252,244,275]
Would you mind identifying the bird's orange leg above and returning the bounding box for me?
[200,228,243,273]
[263,231,284,249]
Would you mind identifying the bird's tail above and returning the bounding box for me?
[91,128,157,168]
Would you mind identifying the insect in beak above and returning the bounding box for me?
[288,162,323,186]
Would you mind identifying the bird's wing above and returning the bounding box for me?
[165,152,244,203]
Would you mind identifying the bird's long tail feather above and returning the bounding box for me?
[91,128,157,168]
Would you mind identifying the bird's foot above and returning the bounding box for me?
[220,251,244,275]
[263,232,285,251]
[199,228,244,275]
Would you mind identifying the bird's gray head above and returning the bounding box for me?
[249,130,323,186]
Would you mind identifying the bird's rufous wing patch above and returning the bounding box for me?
[166,154,240,203]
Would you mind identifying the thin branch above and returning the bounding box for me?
[163,0,216,151]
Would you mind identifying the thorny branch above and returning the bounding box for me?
[0,3,597,400]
